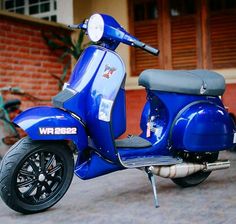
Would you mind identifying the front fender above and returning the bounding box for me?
[14,106,87,151]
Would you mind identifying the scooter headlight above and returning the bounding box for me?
[87,14,104,42]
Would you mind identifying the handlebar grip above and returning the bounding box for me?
[11,87,23,94]
[143,44,159,56]
[133,40,159,56]
[68,24,80,29]
[0,87,11,92]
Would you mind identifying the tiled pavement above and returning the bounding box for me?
[0,151,236,224]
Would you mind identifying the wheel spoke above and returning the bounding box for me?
[35,185,44,199]
[55,175,62,182]
[47,175,62,183]
[23,182,38,197]
[40,152,45,171]
[45,154,55,170]
[19,169,36,178]
[17,179,36,188]
[43,182,52,193]
[28,159,40,175]
[48,163,62,175]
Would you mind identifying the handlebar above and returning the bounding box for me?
[133,40,159,56]
[68,24,80,29]
[0,87,24,94]
[0,87,49,101]
[68,18,160,56]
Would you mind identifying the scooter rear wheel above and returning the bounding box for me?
[171,152,219,188]
[0,136,74,214]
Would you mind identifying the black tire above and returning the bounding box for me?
[0,118,20,161]
[0,136,74,214]
[171,152,219,188]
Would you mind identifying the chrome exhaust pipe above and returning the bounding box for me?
[149,160,230,178]
[204,160,230,171]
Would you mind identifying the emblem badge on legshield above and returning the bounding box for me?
[103,65,116,79]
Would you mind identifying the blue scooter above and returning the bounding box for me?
[0,14,235,214]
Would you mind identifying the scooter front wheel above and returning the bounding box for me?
[0,137,74,214]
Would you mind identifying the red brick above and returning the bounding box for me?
[0,52,13,57]
[13,65,23,71]
[0,77,12,82]
[11,27,24,34]
[29,42,47,49]
[1,64,13,70]
[19,48,30,53]
[0,24,11,31]
[6,46,19,51]
[42,62,62,68]
[0,37,13,45]
[36,68,47,73]
[30,36,44,42]
[31,49,41,54]
[0,30,6,36]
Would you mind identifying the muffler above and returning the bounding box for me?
[148,160,230,178]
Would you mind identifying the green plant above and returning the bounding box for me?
[43,30,90,90]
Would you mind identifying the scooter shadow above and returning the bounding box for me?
[79,176,231,209]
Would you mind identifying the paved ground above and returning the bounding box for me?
[0,151,236,224]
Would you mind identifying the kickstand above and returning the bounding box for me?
[145,167,159,208]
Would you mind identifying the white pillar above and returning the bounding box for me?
[57,0,74,24]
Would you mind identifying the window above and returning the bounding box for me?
[3,0,57,22]
[208,0,236,68]
[170,0,196,17]
[134,0,158,21]
[129,0,236,75]
[208,0,236,12]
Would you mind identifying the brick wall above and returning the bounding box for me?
[123,89,146,136]
[223,84,236,115]
[0,13,70,110]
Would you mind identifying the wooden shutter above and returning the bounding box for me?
[209,10,236,68]
[129,0,160,76]
[133,21,159,76]
[171,15,198,69]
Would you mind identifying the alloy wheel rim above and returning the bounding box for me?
[15,151,64,205]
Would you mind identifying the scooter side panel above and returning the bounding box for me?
[86,50,126,162]
[136,91,209,156]
[13,106,88,151]
[118,91,232,160]
[52,46,106,123]
[171,102,235,151]
[118,91,204,159]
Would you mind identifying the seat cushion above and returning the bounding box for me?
[138,69,225,96]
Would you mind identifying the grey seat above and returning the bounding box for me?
[138,69,225,96]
